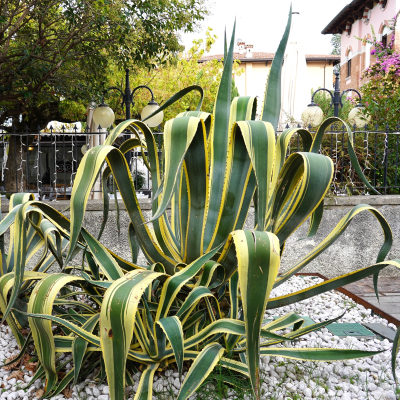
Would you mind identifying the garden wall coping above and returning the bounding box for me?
[2,195,400,213]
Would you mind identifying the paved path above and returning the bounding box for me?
[342,277,400,325]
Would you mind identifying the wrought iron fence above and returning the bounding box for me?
[0,123,399,201]
[281,123,399,195]
[0,125,163,201]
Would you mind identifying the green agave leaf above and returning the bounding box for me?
[233,230,280,400]
[81,229,124,280]
[176,286,215,322]
[100,270,163,400]
[275,204,393,287]
[177,343,224,400]
[392,327,400,384]
[150,116,205,224]
[206,121,255,251]
[310,116,379,195]
[268,259,400,309]
[134,363,160,400]
[270,152,333,244]
[202,20,236,252]
[27,274,84,394]
[128,223,140,264]
[237,120,276,231]
[65,141,176,273]
[0,331,32,367]
[73,314,100,384]
[46,368,75,399]
[261,5,292,130]
[156,244,224,321]
[156,316,184,379]
[142,85,204,123]
[260,347,384,361]
[3,202,30,320]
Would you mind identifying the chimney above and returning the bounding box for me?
[238,40,246,54]
[245,44,253,58]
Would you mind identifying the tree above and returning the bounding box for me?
[331,34,341,74]
[0,0,209,193]
[231,78,240,98]
[0,0,209,130]
[103,29,243,127]
[330,34,341,56]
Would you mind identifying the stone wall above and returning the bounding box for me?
[2,196,400,279]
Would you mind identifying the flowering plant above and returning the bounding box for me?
[357,11,400,129]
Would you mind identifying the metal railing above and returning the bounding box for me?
[0,123,399,200]
[0,125,163,201]
[281,123,399,195]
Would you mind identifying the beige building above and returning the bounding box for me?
[200,51,340,100]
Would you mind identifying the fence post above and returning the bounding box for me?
[383,124,389,195]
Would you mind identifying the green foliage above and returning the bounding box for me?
[104,29,243,127]
[231,79,240,98]
[358,11,400,129]
[330,34,341,56]
[311,90,355,124]
[0,0,209,128]
[0,9,398,400]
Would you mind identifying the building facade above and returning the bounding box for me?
[322,0,399,92]
[199,51,340,101]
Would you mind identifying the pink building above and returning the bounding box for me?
[322,0,398,92]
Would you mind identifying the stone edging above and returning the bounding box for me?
[2,195,400,213]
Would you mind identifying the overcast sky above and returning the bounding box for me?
[180,0,351,55]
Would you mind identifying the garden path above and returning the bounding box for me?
[342,277,400,326]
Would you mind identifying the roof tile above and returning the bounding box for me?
[200,52,340,62]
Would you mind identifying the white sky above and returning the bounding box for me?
[180,0,351,55]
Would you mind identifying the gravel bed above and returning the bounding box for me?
[0,276,399,400]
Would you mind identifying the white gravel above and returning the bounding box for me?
[0,275,398,400]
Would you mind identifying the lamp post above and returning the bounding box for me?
[301,72,370,127]
[93,68,163,166]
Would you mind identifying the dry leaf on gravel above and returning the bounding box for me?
[20,353,37,372]
[57,371,66,380]
[2,355,19,371]
[20,329,30,336]
[6,370,24,380]
[62,388,73,398]
[24,362,37,372]
[35,389,44,398]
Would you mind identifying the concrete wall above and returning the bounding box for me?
[4,196,400,279]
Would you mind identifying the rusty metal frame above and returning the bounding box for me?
[294,273,400,327]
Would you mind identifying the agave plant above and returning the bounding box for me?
[1,8,399,400]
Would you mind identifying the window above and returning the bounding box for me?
[347,50,352,78]
[346,23,352,37]
[382,26,391,47]
[365,42,371,68]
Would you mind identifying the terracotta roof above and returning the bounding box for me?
[322,0,370,34]
[200,52,340,63]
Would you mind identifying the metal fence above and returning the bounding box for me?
[0,123,399,201]
[0,125,163,201]
[282,124,399,195]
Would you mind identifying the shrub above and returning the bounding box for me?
[359,11,400,129]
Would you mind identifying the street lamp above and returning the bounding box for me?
[301,72,370,128]
[92,68,163,164]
